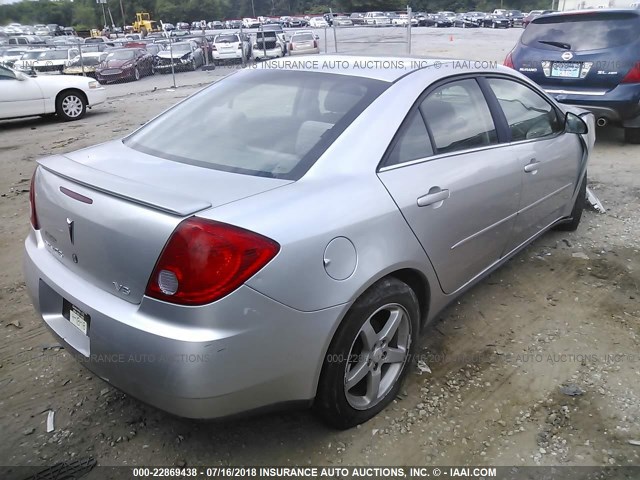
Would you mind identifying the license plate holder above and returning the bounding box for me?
[551,62,581,78]
[63,300,90,336]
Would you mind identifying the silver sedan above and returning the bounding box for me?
[24,56,595,429]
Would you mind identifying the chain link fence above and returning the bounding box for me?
[2,18,416,93]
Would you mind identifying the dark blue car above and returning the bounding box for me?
[505,9,640,143]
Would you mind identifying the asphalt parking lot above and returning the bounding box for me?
[1,26,639,475]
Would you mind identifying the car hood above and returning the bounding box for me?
[99,58,133,68]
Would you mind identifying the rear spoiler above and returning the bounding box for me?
[37,155,211,216]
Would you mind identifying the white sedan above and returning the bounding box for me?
[0,65,106,121]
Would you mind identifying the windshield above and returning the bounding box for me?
[125,70,388,180]
[172,44,192,53]
[69,55,104,67]
[521,12,640,51]
[21,51,45,60]
[106,50,136,60]
[215,35,239,43]
[293,33,314,42]
[40,50,70,60]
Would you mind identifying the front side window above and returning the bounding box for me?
[488,78,562,141]
[421,79,497,154]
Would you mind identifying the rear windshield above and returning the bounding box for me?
[215,35,239,43]
[125,70,388,180]
[292,33,314,41]
[521,12,640,51]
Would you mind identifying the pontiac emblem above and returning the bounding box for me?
[66,218,75,245]
[561,51,573,61]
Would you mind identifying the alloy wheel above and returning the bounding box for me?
[344,303,411,410]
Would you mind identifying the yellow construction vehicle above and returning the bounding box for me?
[132,12,159,36]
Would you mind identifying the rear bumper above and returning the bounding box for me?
[289,48,320,56]
[212,51,243,60]
[252,48,282,59]
[24,230,345,419]
[543,83,640,127]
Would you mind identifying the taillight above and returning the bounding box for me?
[145,218,279,306]
[212,45,217,50]
[504,51,514,69]
[29,169,39,230]
[237,44,242,49]
[622,62,640,83]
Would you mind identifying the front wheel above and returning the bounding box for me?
[624,127,640,144]
[555,174,586,232]
[56,91,86,121]
[314,277,419,429]
[133,67,140,81]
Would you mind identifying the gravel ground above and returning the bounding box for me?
[0,26,639,476]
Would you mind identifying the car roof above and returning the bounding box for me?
[262,54,514,82]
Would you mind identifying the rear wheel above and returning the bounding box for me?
[56,91,86,121]
[624,127,640,144]
[555,173,586,232]
[314,277,419,429]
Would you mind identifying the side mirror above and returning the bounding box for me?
[565,112,588,134]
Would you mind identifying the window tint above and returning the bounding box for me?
[521,11,640,51]
[386,111,433,166]
[488,78,562,141]
[421,79,497,154]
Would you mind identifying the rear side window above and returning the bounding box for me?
[521,12,640,51]
[488,78,562,141]
[385,112,433,166]
[420,79,498,154]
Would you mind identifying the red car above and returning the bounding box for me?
[95,48,154,84]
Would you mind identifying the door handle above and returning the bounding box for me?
[417,188,450,207]
[524,159,541,173]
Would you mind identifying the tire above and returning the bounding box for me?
[190,59,197,71]
[491,22,496,28]
[56,91,86,121]
[314,277,419,429]
[555,173,586,232]
[624,127,640,144]
[133,67,140,81]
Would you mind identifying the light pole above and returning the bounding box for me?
[251,0,256,17]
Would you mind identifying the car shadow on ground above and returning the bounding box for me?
[0,111,109,132]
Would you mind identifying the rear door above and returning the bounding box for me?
[513,11,640,92]
[485,77,582,253]
[378,78,522,294]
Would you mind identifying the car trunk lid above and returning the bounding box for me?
[34,140,291,304]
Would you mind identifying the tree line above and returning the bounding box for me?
[0,0,552,30]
